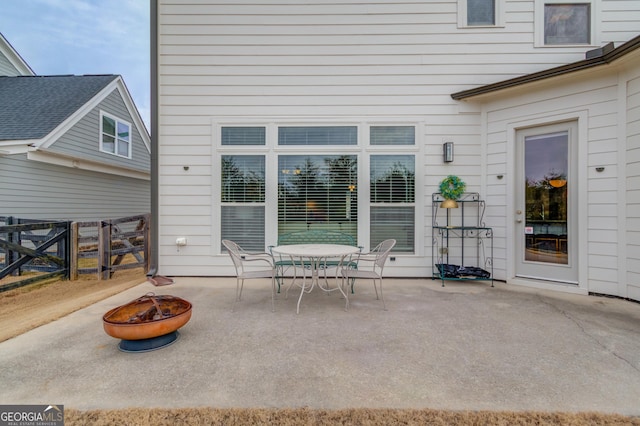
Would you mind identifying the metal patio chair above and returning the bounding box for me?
[340,239,396,310]
[222,240,276,312]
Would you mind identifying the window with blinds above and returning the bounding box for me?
[370,126,415,145]
[221,155,265,251]
[278,155,357,239]
[370,154,415,253]
[278,126,357,145]
[221,126,265,145]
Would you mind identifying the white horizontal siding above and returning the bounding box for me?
[157,0,640,281]
[480,65,624,293]
[627,73,640,297]
[0,52,19,76]
[602,2,640,43]
[49,91,150,173]
[0,154,150,221]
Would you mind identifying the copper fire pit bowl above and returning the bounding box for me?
[103,293,192,352]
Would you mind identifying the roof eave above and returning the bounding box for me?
[451,35,640,101]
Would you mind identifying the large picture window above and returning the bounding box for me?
[278,155,357,239]
[217,123,418,256]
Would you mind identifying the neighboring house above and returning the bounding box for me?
[152,1,640,301]
[0,32,150,222]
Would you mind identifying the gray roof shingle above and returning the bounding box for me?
[0,74,118,141]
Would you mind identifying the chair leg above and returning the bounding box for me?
[275,265,284,293]
[372,278,379,300]
[236,278,244,301]
[271,275,276,312]
[378,278,387,311]
[232,278,241,312]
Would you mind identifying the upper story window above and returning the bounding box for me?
[100,112,131,158]
[544,4,590,44]
[458,0,504,27]
[536,0,594,46]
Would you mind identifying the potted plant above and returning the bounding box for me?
[439,175,466,208]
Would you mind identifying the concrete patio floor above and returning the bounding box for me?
[1,277,639,415]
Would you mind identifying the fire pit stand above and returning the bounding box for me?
[118,331,180,353]
[103,293,192,353]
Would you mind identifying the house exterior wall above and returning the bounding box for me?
[156,1,640,283]
[46,90,150,173]
[0,153,150,221]
[627,68,640,300]
[469,51,640,299]
[0,52,19,76]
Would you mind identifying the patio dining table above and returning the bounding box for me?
[270,243,360,314]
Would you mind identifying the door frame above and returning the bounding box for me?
[506,112,588,293]
[515,122,578,283]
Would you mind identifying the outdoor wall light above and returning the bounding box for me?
[443,141,454,163]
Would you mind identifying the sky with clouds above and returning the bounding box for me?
[0,0,150,130]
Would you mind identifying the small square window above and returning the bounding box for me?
[544,3,590,45]
[459,0,502,27]
[100,112,132,159]
[467,0,495,26]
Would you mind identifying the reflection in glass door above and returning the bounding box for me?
[524,132,568,264]
[515,122,578,284]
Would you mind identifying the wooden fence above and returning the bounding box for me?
[0,218,71,291]
[72,214,150,280]
[0,214,150,292]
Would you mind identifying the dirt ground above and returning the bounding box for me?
[0,269,147,343]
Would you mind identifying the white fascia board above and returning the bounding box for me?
[114,77,151,152]
[27,149,150,181]
[0,140,33,154]
[0,33,35,76]
[37,77,151,153]
[0,146,29,155]
[0,139,36,148]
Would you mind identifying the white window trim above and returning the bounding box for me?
[458,0,505,28]
[99,111,132,159]
[534,0,599,48]
[211,119,424,256]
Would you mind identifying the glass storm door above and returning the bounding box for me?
[515,123,578,284]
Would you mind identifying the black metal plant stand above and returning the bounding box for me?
[432,192,493,287]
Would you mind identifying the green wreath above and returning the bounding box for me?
[439,175,466,200]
